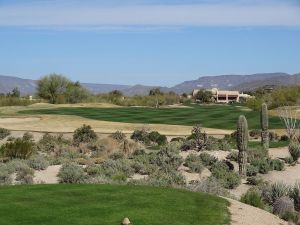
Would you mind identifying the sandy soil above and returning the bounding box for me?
[269,147,290,159]
[227,198,288,225]
[229,180,251,199]
[263,164,300,185]
[34,165,61,184]
[262,147,300,185]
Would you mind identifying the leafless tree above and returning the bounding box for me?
[277,106,300,141]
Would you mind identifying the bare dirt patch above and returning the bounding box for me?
[34,165,61,184]
[0,114,232,136]
[227,198,287,225]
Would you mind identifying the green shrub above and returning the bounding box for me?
[111,172,128,182]
[251,158,271,174]
[0,164,12,185]
[151,143,183,170]
[6,159,29,173]
[73,124,97,145]
[280,135,289,142]
[205,137,219,151]
[109,130,126,142]
[147,168,185,187]
[246,165,259,176]
[85,164,104,177]
[249,130,261,139]
[289,142,300,162]
[273,196,294,217]
[189,177,230,197]
[246,176,264,186]
[22,132,34,142]
[199,152,218,167]
[15,163,34,184]
[289,182,300,211]
[218,139,232,151]
[0,128,10,140]
[280,210,299,224]
[241,189,264,209]
[101,159,134,178]
[28,155,49,170]
[262,183,290,205]
[270,159,285,171]
[131,129,150,145]
[226,151,238,162]
[131,152,155,175]
[37,133,70,153]
[148,131,167,146]
[180,139,196,151]
[109,152,125,160]
[58,163,86,183]
[211,162,241,189]
[284,156,294,164]
[269,131,278,141]
[170,137,185,142]
[0,138,34,159]
[184,154,204,173]
[247,147,268,163]
[0,96,38,107]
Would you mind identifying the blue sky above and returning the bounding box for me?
[0,0,299,86]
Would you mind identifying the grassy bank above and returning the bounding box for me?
[0,184,230,225]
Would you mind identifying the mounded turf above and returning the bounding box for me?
[19,104,283,129]
[0,184,230,225]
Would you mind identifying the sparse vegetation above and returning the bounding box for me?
[58,163,86,183]
[0,137,35,159]
[0,128,10,140]
[73,124,97,145]
[241,188,265,209]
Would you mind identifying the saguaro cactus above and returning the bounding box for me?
[261,103,269,151]
[237,115,248,176]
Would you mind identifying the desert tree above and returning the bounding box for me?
[277,105,300,141]
[149,88,163,108]
[37,74,70,104]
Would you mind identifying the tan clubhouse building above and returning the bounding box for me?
[192,88,252,103]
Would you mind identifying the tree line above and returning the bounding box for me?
[36,74,181,107]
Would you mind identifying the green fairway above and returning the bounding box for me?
[19,104,283,129]
[0,184,230,225]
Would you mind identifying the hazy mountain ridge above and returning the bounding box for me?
[0,75,37,95]
[170,73,290,93]
[0,72,299,96]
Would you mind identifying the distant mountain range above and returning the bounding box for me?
[0,72,299,96]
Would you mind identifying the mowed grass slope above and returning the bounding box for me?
[0,184,230,225]
[20,104,283,129]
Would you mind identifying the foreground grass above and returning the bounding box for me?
[19,104,283,129]
[0,184,230,225]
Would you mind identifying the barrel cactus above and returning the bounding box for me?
[237,115,248,176]
[260,103,269,151]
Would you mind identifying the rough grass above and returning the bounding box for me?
[0,184,230,225]
[248,140,289,148]
[19,104,283,130]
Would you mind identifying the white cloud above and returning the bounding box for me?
[0,3,299,28]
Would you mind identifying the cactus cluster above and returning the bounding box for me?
[261,103,269,151]
[237,115,248,176]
